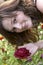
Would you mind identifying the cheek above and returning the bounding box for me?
[36,0,43,13]
[2,18,13,32]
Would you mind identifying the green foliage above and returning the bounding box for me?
[0,28,43,65]
[38,23,43,40]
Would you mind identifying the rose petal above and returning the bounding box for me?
[14,48,31,59]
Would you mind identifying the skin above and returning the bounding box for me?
[13,11,33,32]
[2,11,33,32]
[36,0,43,13]
[18,40,43,56]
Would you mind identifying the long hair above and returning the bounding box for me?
[0,0,42,45]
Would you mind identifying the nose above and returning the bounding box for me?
[13,23,22,29]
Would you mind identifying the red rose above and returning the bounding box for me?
[14,48,31,59]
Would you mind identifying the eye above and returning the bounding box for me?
[13,19,16,23]
[4,0,7,1]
